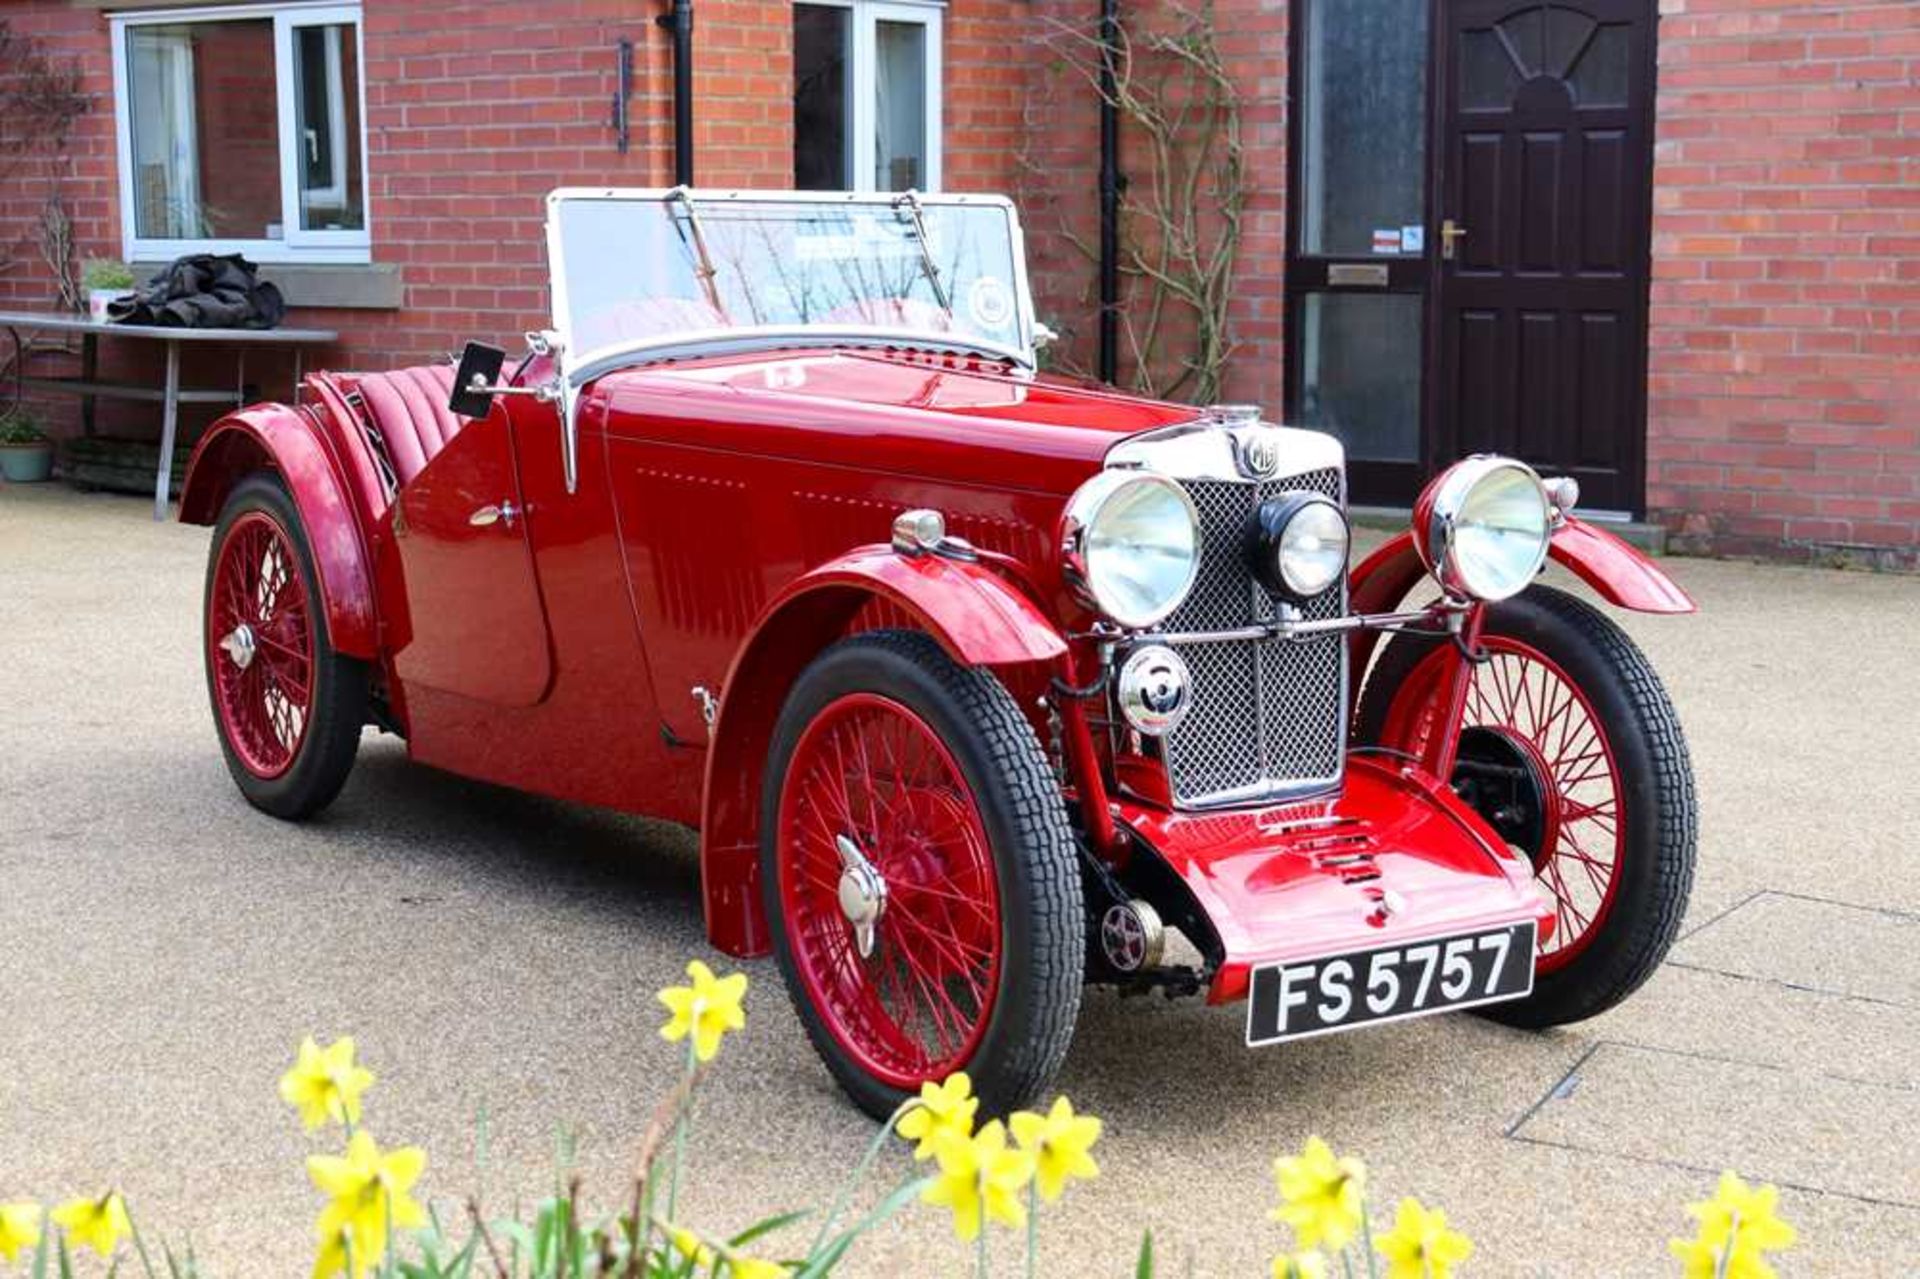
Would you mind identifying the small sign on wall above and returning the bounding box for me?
[1371,227,1403,255]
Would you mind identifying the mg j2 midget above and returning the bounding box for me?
[181,189,1697,1118]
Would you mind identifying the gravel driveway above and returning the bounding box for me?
[2,485,1915,1276]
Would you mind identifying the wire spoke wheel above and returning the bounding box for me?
[777,692,1003,1088]
[208,510,316,779]
[1378,638,1624,973]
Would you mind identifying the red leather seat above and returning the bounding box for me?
[352,364,469,487]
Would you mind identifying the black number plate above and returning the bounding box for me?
[1246,922,1536,1046]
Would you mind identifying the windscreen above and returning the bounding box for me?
[550,194,1030,366]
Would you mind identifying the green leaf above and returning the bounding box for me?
[1135,1230,1154,1279]
[795,1176,932,1279]
[726,1210,809,1250]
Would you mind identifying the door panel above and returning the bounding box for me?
[392,412,553,706]
[1437,0,1654,512]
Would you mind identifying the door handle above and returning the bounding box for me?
[469,501,520,529]
[1441,219,1468,261]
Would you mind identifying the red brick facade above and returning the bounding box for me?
[0,0,1913,564]
[1647,0,1916,565]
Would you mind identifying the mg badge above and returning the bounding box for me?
[1235,430,1281,480]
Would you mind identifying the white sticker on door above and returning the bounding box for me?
[1372,228,1403,255]
[1401,225,1426,255]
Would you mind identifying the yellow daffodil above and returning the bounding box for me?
[0,1202,42,1263]
[1270,1136,1367,1252]
[1374,1196,1473,1279]
[668,1225,716,1269]
[896,1071,979,1161]
[50,1191,130,1257]
[920,1119,1035,1241]
[306,1130,427,1278]
[1009,1095,1102,1202]
[728,1258,791,1279]
[1668,1172,1796,1279]
[279,1036,376,1131]
[658,960,749,1062]
[1271,1253,1329,1279]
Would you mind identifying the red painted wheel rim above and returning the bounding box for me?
[208,511,315,780]
[1380,638,1624,974]
[776,693,1003,1089]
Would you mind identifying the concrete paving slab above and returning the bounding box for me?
[1513,1042,1920,1209]
[1671,891,1920,1008]
[3,485,1918,1276]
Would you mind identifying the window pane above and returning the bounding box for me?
[127,20,282,240]
[873,20,927,190]
[292,22,364,231]
[1298,0,1427,256]
[793,5,850,190]
[1297,293,1421,462]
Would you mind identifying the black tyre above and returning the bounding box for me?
[760,630,1084,1119]
[1355,585,1695,1026]
[204,473,366,819]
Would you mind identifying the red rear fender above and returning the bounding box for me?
[178,403,379,658]
[698,546,1067,957]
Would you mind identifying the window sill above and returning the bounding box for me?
[131,261,404,311]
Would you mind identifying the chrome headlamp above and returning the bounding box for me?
[1060,471,1201,629]
[1253,492,1350,601]
[1416,456,1552,601]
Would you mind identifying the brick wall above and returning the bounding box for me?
[1647,0,1918,565]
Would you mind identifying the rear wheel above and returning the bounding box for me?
[762,631,1083,1119]
[1355,585,1695,1025]
[204,474,366,819]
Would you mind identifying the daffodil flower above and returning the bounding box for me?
[1009,1096,1102,1202]
[728,1257,792,1279]
[1270,1252,1329,1279]
[1270,1136,1367,1252]
[1668,1171,1796,1279]
[657,960,749,1062]
[668,1225,717,1269]
[920,1119,1035,1242]
[897,1072,979,1161]
[1373,1196,1473,1279]
[279,1036,376,1131]
[307,1130,427,1278]
[0,1202,42,1263]
[50,1191,130,1258]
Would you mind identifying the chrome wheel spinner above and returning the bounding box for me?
[834,834,888,959]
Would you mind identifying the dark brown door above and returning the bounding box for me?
[1436,0,1656,512]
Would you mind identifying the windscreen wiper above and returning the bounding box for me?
[665,186,730,321]
[892,189,952,316]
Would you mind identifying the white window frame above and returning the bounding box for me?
[796,0,944,192]
[110,1,370,264]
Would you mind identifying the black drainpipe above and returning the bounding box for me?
[1096,0,1121,384]
[659,0,695,184]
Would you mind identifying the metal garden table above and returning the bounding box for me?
[0,311,338,519]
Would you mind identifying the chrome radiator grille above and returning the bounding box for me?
[1157,467,1348,808]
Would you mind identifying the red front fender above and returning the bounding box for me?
[1348,516,1693,688]
[698,546,1067,957]
[177,404,378,658]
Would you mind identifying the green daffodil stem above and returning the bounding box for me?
[976,1213,989,1279]
[1341,1249,1356,1279]
[664,1038,698,1221]
[1026,1177,1039,1279]
[1713,1210,1740,1279]
[808,1099,916,1259]
[126,1210,158,1279]
[1363,1193,1379,1279]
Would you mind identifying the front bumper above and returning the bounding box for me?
[1117,755,1553,1005]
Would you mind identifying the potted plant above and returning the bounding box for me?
[0,411,55,482]
[81,258,137,321]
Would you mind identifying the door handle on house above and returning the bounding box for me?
[469,502,520,529]
[1441,219,1468,261]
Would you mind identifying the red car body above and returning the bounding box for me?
[181,190,1696,1111]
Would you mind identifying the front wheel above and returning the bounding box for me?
[1355,585,1696,1026]
[761,631,1084,1119]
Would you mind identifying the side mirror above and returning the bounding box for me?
[449,341,507,417]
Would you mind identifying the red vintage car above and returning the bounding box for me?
[181,189,1696,1117]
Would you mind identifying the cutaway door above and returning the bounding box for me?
[392,411,553,706]
[1437,0,1654,511]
